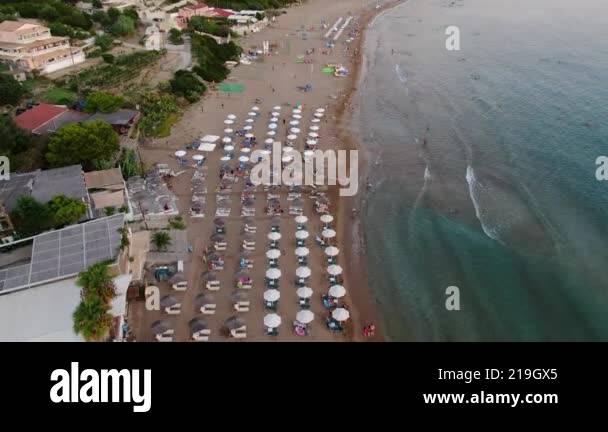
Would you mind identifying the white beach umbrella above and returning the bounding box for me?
[240,147,251,153]
[266,268,281,280]
[290,120,300,126]
[246,118,254,123]
[273,105,281,111]
[264,313,282,328]
[220,155,230,161]
[267,130,276,136]
[292,108,302,114]
[311,118,321,123]
[314,112,324,118]
[224,128,234,134]
[283,146,294,153]
[263,289,281,301]
[308,132,319,138]
[268,123,278,129]
[295,246,310,257]
[322,229,336,239]
[222,136,232,143]
[252,106,260,111]
[227,114,236,120]
[266,249,281,259]
[224,145,234,152]
[306,139,318,146]
[309,125,320,131]
[325,246,340,256]
[332,308,350,322]
[296,310,314,324]
[239,155,250,163]
[248,111,256,117]
[272,111,280,117]
[320,214,334,223]
[175,150,187,157]
[295,230,309,240]
[296,286,313,299]
[245,133,254,138]
[327,265,343,276]
[243,125,253,131]
[296,266,311,278]
[290,127,301,134]
[192,154,204,161]
[270,117,279,123]
[267,232,282,241]
[329,285,346,298]
[224,119,234,125]
[295,215,308,224]
[292,114,302,120]
[316,108,326,113]
[287,134,298,141]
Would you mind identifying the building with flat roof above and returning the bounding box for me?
[0,214,140,341]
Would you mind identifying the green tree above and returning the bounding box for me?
[102,53,115,64]
[119,148,141,179]
[92,0,103,8]
[91,10,111,26]
[73,294,113,341]
[47,195,88,227]
[85,91,123,113]
[94,34,114,51]
[46,120,119,170]
[152,231,172,251]
[107,7,121,22]
[39,5,59,21]
[168,28,183,44]
[169,70,205,102]
[10,196,53,237]
[122,7,139,24]
[0,115,32,159]
[110,15,135,37]
[0,74,26,106]
[104,206,116,216]
[77,262,116,303]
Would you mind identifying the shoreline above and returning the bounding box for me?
[333,0,406,342]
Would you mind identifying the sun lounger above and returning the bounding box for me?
[264,301,277,310]
[215,208,231,217]
[164,304,181,315]
[156,335,174,342]
[172,282,188,291]
[298,256,307,265]
[230,327,247,338]
[287,193,301,201]
[233,301,250,312]
[299,298,311,309]
[193,329,211,341]
[201,304,217,314]
[206,280,220,291]
[242,243,255,252]
[244,225,257,234]
[214,243,227,251]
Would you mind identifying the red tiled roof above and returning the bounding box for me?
[211,8,232,18]
[14,103,68,132]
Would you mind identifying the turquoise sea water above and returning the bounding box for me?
[358,0,608,340]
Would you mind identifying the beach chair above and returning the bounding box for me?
[327,256,336,265]
[299,298,311,309]
[230,327,247,339]
[214,243,227,251]
[206,280,221,291]
[267,327,279,336]
[298,256,307,265]
[192,329,211,341]
[264,300,277,310]
[155,328,175,342]
[269,258,278,268]
[233,301,251,312]
[201,304,217,315]
[164,304,181,315]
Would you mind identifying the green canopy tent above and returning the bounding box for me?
[219,83,245,93]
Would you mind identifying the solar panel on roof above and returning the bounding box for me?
[0,214,125,294]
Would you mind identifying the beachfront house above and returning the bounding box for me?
[0,20,85,75]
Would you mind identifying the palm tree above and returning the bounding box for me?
[152,231,172,251]
[73,295,113,341]
[77,262,116,303]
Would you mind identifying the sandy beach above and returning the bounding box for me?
[133,0,403,342]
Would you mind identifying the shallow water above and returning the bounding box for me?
[357,0,608,340]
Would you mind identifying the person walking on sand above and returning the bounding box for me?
[221,103,224,109]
